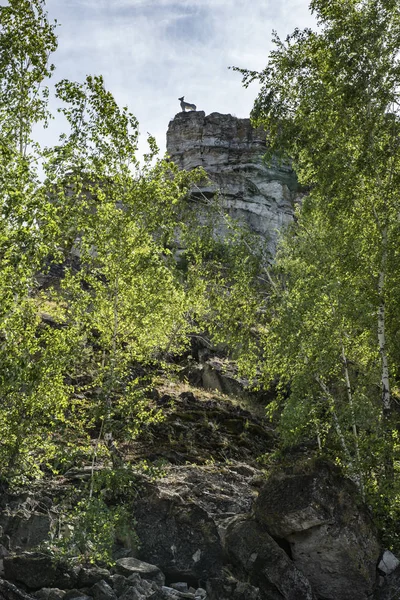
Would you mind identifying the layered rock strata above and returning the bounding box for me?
[167,111,300,250]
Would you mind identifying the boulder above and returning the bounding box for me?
[77,568,111,589]
[114,559,164,587]
[133,488,222,581]
[3,554,77,591]
[378,550,400,576]
[255,460,380,600]
[90,581,117,600]
[224,516,314,600]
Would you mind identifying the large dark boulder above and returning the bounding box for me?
[3,554,77,591]
[133,486,222,582]
[255,460,380,600]
[224,516,315,600]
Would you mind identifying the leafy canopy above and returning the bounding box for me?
[232,0,400,541]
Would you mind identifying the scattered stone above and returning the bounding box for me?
[78,568,111,588]
[118,588,143,600]
[160,588,178,598]
[160,587,195,599]
[91,580,117,600]
[108,575,131,597]
[378,550,400,576]
[115,558,165,587]
[206,575,260,600]
[169,584,187,593]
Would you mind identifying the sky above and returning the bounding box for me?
[42,0,316,159]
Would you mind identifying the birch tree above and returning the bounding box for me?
[235,0,400,497]
[0,2,210,482]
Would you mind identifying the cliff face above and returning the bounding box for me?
[167,111,300,249]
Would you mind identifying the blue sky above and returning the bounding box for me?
[42,0,315,158]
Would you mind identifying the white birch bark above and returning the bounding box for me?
[341,344,365,499]
[378,226,391,415]
[315,376,353,470]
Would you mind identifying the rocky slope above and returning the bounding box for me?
[0,383,398,600]
[167,111,301,251]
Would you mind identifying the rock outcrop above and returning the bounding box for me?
[255,460,381,600]
[167,111,300,251]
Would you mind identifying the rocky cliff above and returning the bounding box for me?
[167,111,300,250]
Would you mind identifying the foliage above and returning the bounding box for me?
[46,495,137,566]
[0,0,222,485]
[233,0,400,543]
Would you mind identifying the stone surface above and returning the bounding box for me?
[200,359,247,397]
[62,592,90,600]
[114,559,165,587]
[77,569,111,589]
[168,584,187,594]
[255,460,380,600]
[33,590,66,600]
[154,464,263,521]
[160,587,194,599]
[378,550,400,576]
[108,575,133,598]
[0,496,52,552]
[225,515,314,600]
[131,387,274,467]
[374,564,400,599]
[206,573,261,600]
[90,581,117,600]
[167,111,300,251]
[0,578,36,600]
[0,548,8,561]
[3,554,77,591]
[133,487,222,581]
[117,589,144,600]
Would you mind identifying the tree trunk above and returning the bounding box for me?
[377,226,393,484]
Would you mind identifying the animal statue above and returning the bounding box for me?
[178,96,197,112]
